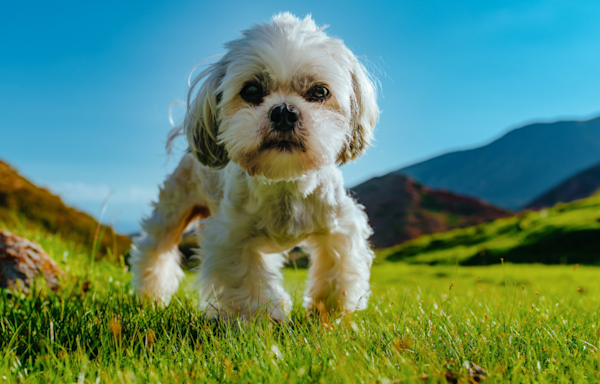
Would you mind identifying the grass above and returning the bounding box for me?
[4,222,600,382]
[380,193,600,266]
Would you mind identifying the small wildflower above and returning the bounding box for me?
[271,344,283,360]
[315,301,329,327]
[109,317,122,340]
[145,329,155,349]
[223,357,233,373]
[393,337,412,353]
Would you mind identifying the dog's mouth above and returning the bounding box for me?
[260,139,305,153]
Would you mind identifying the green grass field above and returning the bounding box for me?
[3,222,600,383]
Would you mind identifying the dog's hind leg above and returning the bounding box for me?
[130,153,212,305]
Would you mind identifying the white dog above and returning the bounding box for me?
[129,13,379,320]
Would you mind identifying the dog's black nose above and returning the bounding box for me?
[269,104,299,132]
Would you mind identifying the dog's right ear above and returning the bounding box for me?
[185,61,229,168]
[336,58,379,165]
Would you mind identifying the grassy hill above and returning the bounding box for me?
[0,160,130,258]
[351,174,511,248]
[380,193,600,265]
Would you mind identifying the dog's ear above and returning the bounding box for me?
[185,61,229,168]
[336,60,379,165]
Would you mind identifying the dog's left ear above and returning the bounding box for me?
[337,61,379,165]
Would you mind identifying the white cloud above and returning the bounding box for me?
[46,182,158,234]
[49,182,157,204]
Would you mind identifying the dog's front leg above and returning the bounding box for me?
[197,229,292,320]
[130,154,209,304]
[303,198,375,314]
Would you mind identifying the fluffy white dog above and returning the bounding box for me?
[129,13,379,320]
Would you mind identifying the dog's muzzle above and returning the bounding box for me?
[269,104,299,132]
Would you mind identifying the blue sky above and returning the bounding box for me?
[1,0,599,233]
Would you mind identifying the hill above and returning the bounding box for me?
[0,160,130,258]
[351,173,511,249]
[525,161,600,210]
[395,115,600,210]
[379,193,600,265]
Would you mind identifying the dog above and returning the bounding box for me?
[129,13,379,321]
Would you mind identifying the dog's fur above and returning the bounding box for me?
[129,13,379,320]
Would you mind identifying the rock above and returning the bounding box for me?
[0,231,65,291]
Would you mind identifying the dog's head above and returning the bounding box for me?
[184,13,378,180]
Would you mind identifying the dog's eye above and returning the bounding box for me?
[307,85,330,101]
[240,83,263,104]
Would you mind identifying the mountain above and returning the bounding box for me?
[524,161,600,210]
[379,192,600,265]
[395,116,600,210]
[351,173,511,249]
[0,160,130,257]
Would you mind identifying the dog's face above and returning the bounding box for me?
[185,13,378,180]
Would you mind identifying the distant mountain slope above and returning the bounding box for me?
[0,160,130,257]
[525,162,600,210]
[380,193,600,265]
[395,116,600,210]
[351,173,511,248]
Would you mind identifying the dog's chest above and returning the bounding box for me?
[251,185,331,242]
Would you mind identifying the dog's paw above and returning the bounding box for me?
[131,249,185,305]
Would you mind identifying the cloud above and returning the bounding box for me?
[46,182,158,234]
[49,182,156,204]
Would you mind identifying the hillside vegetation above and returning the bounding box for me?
[380,193,600,265]
[0,160,130,258]
[352,174,510,248]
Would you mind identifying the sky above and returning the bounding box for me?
[1,0,599,234]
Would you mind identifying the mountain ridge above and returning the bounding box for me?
[394,115,600,210]
[525,161,600,210]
